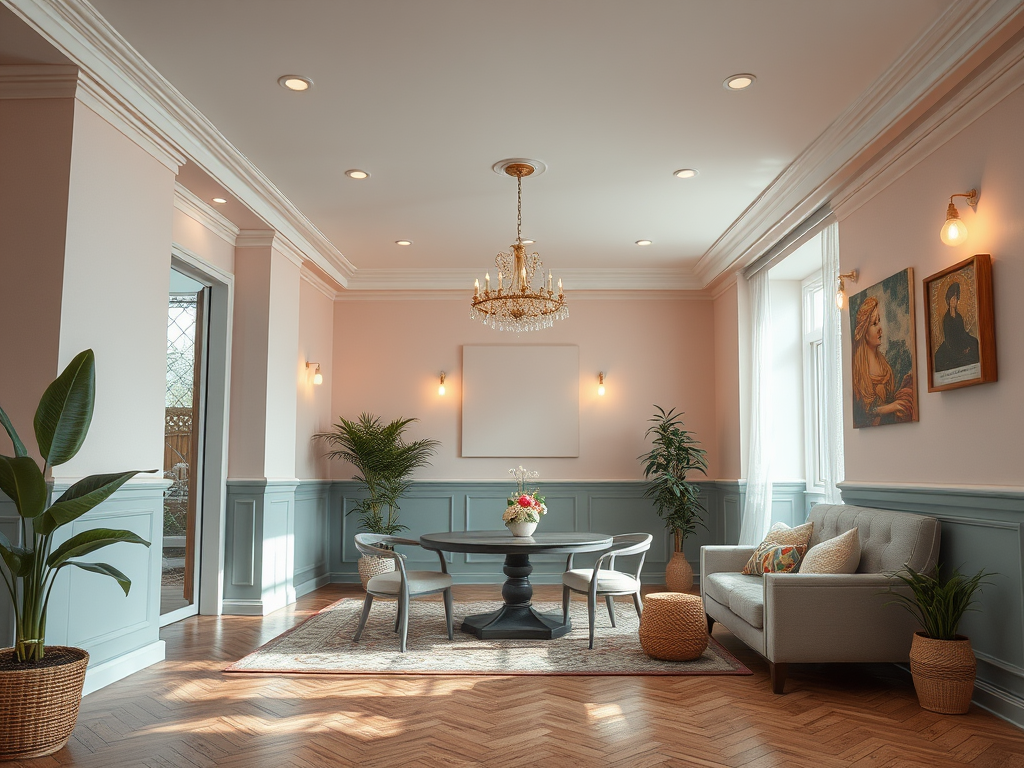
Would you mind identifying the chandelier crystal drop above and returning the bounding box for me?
[470,162,567,332]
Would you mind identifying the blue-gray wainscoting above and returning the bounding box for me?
[0,479,167,695]
[840,482,1024,729]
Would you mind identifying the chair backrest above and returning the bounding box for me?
[605,533,653,579]
[808,505,940,574]
[353,533,419,560]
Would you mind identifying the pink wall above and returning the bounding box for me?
[838,85,1024,487]
[330,294,719,481]
[0,98,73,459]
[295,277,334,479]
[58,102,175,478]
[713,282,742,479]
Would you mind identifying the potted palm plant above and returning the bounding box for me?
[317,414,439,588]
[0,350,152,759]
[638,406,708,591]
[887,564,992,714]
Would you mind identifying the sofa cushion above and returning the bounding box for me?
[742,521,813,574]
[808,505,940,574]
[704,572,765,628]
[746,543,807,575]
[801,528,861,574]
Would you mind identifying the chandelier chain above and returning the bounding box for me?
[517,174,522,244]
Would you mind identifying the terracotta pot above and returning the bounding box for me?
[506,520,538,537]
[0,646,89,760]
[909,632,976,714]
[665,550,693,592]
[358,555,396,589]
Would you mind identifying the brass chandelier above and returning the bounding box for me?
[470,162,567,332]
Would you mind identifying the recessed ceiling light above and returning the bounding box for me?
[278,75,313,92]
[635,240,653,246]
[211,197,227,204]
[724,73,756,91]
[673,169,698,179]
[345,169,370,179]
[395,240,413,246]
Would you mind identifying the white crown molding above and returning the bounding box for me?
[0,63,78,98]
[173,183,239,246]
[832,29,1024,220]
[345,266,702,292]
[708,270,740,301]
[300,266,340,301]
[693,0,1024,288]
[335,287,707,302]
[4,0,353,287]
[170,242,235,287]
[234,229,308,270]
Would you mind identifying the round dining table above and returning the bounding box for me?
[419,530,613,639]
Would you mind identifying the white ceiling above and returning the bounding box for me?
[65,2,953,284]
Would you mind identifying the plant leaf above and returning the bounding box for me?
[61,560,133,596]
[46,527,150,569]
[0,405,28,458]
[34,349,95,467]
[35,470,153,535]
[0,455,47,519]
[0,529,33,577]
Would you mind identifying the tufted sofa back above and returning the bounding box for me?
[808,504,940,574]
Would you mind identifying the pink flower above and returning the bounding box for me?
[517,495,532,508]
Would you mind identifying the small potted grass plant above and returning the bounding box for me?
[887,564,992,714]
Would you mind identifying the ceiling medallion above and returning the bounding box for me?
[471,161,567,332]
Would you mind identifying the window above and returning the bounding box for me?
[801,276,827,493]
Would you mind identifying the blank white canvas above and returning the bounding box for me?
[462,345,579,457]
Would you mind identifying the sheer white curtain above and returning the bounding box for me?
[738,269,774,545]
[820,221,845,504]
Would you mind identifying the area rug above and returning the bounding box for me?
[225,597,751,676]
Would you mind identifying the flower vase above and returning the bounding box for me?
[507,520,538,537]
[665,550,693,592]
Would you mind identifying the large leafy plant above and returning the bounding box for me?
[0,350,151,662]
[639,406,708,552]
[317,413,439,537]
[887,564,992,641]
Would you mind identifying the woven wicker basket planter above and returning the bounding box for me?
[665,551,693,592]
[638,592,708,661]
[358,555,396,589]
[909,632,976,715]
[0,646,89,761]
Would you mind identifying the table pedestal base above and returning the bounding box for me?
[459,553,571,640]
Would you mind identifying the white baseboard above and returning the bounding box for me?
[222,592,290,616]
[974,677,1024,730]
[83,640,166,696]
[295,573,332,599]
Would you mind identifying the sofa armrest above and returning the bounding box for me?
[700,546,755,578]
[763,573,920,663]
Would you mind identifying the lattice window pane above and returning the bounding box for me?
[166,295,197,408]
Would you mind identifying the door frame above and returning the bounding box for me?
[170,244,234,616]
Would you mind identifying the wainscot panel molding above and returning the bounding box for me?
[0,478,168,695]
[839,481,1024,728]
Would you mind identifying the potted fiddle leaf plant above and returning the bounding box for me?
[0,349,153,760]
[639,406,708,591]
[887,564,992,714]
[316,413,439,588]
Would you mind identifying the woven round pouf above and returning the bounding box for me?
[638,592,708,661]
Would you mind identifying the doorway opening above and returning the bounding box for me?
[161,269,209,622]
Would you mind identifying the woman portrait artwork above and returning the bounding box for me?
[849,269,919,428]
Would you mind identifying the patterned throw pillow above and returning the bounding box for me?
[744,543,808,575]
[801,528,861,574]
[741,521,813,575]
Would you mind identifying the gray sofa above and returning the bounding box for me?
[700,504,941,693]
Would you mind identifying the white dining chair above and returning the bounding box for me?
[352,534,454,652]
[561,533,653,649]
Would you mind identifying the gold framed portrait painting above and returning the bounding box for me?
[848,268,919,429]
[923,253,997,392]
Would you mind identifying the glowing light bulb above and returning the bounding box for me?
[597,372,606,396]
[836,289,845,310]
[941,218,968,246]
[438,372,446,396]
[313,371,323,386]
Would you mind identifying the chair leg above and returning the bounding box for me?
[562,585,571,624]
[394,599,403,633]
[769,662,789,694]
[353,593,374,641]
[587,592,596,650]
[605,595,616,627]
[399,594,410,653]
[706,614,715,635]
[443,588,454,640]
[632,591,643,619]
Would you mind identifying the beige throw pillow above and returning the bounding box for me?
[800,528,861,574]
[741,522,813,575]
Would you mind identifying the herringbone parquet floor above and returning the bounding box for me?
[13,585,1024,768]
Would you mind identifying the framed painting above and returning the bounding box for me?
[848,268,919,428]
[923,253,997,392]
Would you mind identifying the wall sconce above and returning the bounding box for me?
[940,189,978,246]
[835,271,858,310]
[597,372,606,396]
[306,362,323,385]
[438,371,446,396]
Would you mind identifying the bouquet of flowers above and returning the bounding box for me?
[502,466,547,524]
